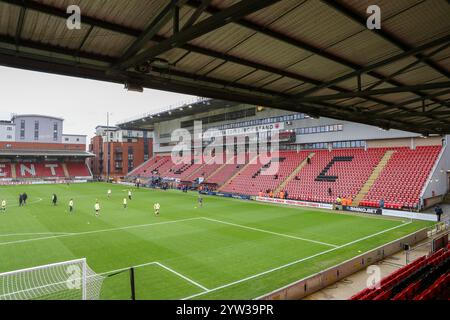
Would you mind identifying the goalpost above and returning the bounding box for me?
[0,258,105,300]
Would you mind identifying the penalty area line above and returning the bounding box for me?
[98,261,209,292]
[155,262,210,292]
[181,220,412,300]
[201,217,339,248]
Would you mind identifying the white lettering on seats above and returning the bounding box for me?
[45,164,59,176]
[20,164,36,177]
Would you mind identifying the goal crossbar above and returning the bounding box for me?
[0,258,104,300]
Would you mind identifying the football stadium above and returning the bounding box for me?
[0,0,449,304]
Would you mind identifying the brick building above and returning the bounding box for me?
[89,126,152,178]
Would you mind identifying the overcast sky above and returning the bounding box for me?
[0,66,195,139]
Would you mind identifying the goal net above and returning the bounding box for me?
[0,258,105,300]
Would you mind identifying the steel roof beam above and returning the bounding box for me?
[0,34,115,63]
[298,35,450,97]
[14,6,26,48]
[374,89,450,114]
[321,0,450,79]
[187,0,450,109]
[0,0,406,111]
[286,82,450,103]
[115,0,185,69]
[185,1,439,94]
[0,49,439,134]
[119,0,281,70]
[182,0,213,31]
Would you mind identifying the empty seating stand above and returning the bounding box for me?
[361,146,441,210]
[66,162,91,177]
[351,244,450,300]
[126,145,442,210]
[0,162,91,179]
[284,148,385,203]
[220,151,309,195]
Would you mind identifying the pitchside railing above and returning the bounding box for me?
[0,258,104,300]
[406,226,449,264]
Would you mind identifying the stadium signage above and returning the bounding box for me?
[255,196,333,210]
[0,179,87,185]
[342,206,381,215]
[381,209,438,222]
[203,122,285,138]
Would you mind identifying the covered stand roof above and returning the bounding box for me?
[0,0,449,134]
[0,149,94,157]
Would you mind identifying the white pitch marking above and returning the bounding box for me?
[0,231,73,238]
[0,217,203,246]
[97,261,209,292]
[201,217,338,248]
[155,262,209,291]
[181,221,412,300]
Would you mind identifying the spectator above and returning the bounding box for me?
[284,190,289,200]
[328,187,332,196]
[379,199,385,209]
[434,205,443,222]
[307,157,311,165]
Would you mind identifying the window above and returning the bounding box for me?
[53,122,58,141]
[65,138,69,142]
[34,120,39,140]
[7,126,12,131]
[128,160,134,172]
[20,120,25,139]
[128,146,134,160]
[6,135,12,139]
[160,133,171,138]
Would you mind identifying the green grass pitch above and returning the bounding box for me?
[0,182,434,299]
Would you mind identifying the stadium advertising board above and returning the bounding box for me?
[204,191,251,200]
[342,206,381,215]
[381,209,438,222]
[0,179,87,185]
[255,196,333,210]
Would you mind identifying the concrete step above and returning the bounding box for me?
[274,152,315,195]
[353,150,396,206]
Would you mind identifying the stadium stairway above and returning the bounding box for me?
[185,161,208,180]
[217,154,259,192]
[10,164,16,179]
[360,146,441,209]
[273,152,315,195]
[127,156,154,177]
[352,150,395,206]
[204,156,237,184]
[185,156,223,181]
[62,163,70,178]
